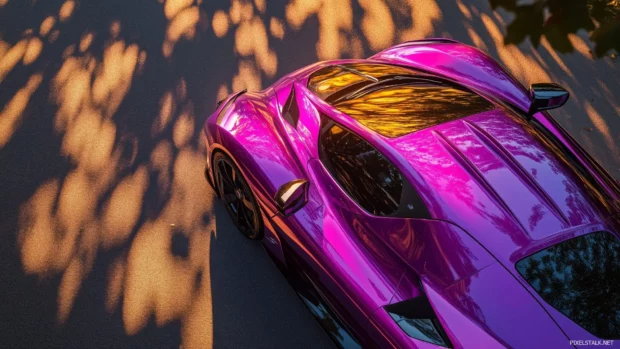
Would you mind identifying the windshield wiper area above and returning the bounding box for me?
[331,76,444,104]
[336,65,379,82]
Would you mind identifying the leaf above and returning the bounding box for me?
[588,0,620,23]
[591,18,620,57]
[547,0,596,32]
[543,15,580,52]
[504,4,545,47]
[491,0,619,58]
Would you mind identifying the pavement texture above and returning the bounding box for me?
[0,0,617,348]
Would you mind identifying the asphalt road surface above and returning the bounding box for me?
[0,0,618,348]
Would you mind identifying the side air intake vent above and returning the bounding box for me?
[385,294,453,348]
[216,89,246,125]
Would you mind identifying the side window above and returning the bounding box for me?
[319,117,429,218]
[282,87,300,128]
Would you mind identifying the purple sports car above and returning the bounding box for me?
[203,39,620,348]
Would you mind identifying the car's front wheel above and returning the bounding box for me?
[213,152,263,240]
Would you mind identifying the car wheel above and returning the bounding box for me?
[213,152,263,239]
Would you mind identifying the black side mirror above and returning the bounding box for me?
[527,83,570,117]
[274,179,309,216]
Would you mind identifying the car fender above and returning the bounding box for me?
[206,92,308,266]
[208,93,306,213]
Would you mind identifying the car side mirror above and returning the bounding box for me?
[274,179,309,216]
[527,83,570,117]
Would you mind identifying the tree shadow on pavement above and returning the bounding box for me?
[208,202,334,349]
[0,0,618,348]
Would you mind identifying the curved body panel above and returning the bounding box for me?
[205,90,305,216]
[203,39,620,348]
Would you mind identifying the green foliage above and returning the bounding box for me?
[490,0,619,57]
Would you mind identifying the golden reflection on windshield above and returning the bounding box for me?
[308,66,367,99]
[333,85,494,137]
[308,63,417,100]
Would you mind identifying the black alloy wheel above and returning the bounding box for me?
[213,152,263,239]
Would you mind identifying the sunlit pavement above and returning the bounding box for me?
[0,0,617,348]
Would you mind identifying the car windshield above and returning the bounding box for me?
[516,231,620,339]
[308,63,416,100]
[308,63,494,138]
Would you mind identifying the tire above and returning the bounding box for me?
[213,152,264,239]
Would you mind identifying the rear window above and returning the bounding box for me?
[516,232,620,339]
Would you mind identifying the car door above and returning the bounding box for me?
[270,81,420,348]
[268,82,375,346]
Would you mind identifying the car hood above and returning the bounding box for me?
[387,109,613,269]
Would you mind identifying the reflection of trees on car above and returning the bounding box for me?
[516,232,620,339]
[490,0,620,57]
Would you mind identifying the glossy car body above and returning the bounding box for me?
[203,39,620,348]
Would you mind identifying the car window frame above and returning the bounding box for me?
[318,115,430,219]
